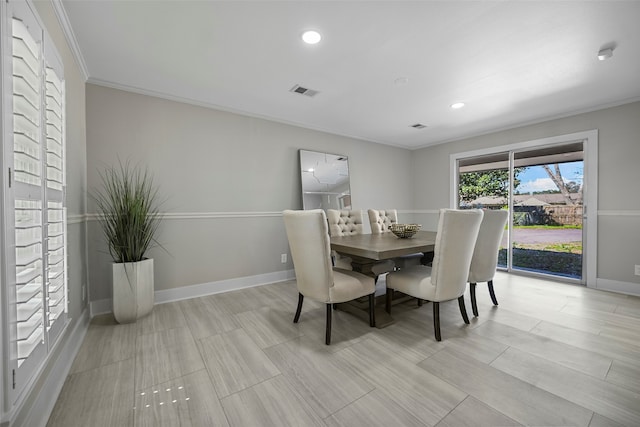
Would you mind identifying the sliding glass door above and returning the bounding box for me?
[511,144,583,280]
[457,142,585,283]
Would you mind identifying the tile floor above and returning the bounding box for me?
[47,272,640,426]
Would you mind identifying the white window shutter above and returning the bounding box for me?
[3,1,67,401]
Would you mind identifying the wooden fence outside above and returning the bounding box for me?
[542,205,583,226]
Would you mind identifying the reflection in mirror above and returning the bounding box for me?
[299,150,351,210]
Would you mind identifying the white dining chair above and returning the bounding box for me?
[385,209,483,341]
[327,209,395,280]
[468,209,509,316]
[367,208,424,268]
[283,209,376,345]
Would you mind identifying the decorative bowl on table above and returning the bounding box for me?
[390,223,421,238]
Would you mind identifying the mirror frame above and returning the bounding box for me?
[299,149,351,210]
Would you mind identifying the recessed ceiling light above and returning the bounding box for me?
[451,102,465,109]
[302,30,321,44]
[597,48,613,61]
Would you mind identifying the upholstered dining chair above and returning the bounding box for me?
[385,209,484,341]
[283,209,376,345]
[367,209,423,269]
[327,209,395,280]
[468,209,509,317]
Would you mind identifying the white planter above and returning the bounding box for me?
[112,258,154,323]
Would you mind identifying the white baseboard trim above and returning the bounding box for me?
[595,278,640,297]
[14,309,91,427]
[90,269,296,316]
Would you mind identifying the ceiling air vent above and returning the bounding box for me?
[410,123,427,129]
[290,84,319,97]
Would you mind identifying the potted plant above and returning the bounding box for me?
[93,161,163,323]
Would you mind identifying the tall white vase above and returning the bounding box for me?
[112,258,154,323]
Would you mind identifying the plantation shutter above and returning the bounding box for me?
[3,1,67,401]
[43,33,67,346]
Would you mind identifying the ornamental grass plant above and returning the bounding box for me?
[93,161,162,263]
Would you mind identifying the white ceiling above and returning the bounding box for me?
[61,0,640,149]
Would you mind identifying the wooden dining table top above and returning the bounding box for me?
[330,230,437,261]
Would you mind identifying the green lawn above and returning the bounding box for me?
[512,225,582,230]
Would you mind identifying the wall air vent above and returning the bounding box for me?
[411,123,427,129]
[290,84,319,97]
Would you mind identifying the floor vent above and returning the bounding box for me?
[290,84,319,97]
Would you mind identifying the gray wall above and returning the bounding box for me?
[411,101,640,287]
[85,84,414,302]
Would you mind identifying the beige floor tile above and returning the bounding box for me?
[48,273,640,427]
[134,369,229,427]
[136,301,187,336]
[562,304,640,331]
[589,413,627,427]
[260,280,323,312]
[295,306,375,351]
[198,328,280,398]
[599,323,640,349]
[325,388,428,427]
[418,347,593,426]
[337,338,466,425]
[210,285,281,315]
[220,375,325,426]
[135,327,205,390]
[490,297,605,335]
[368,321,441,364]
[469,302,543,332]
[177,296,240,340]
[606,359,640,394]
[386,305,508,364]
[473,320,613,378]
[491,347,640,426]
[435,396,522,427]
[532,321,640,367]
[69,314,137,374]
[234,306,303,348]
[47,359,134,427]
[614,303,640,319]
[264,339,374,418]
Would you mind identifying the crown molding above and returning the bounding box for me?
[50,0,89,81]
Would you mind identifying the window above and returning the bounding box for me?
[2,0,67,402]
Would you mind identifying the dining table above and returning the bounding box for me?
[330,230,437,327]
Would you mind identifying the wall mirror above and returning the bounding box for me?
[299,149,351,210]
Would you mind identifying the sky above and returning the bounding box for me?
[516,161,583,194]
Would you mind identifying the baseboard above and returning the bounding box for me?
[595,278,640,297]
[90,269,296,316]
[12,309,91,427]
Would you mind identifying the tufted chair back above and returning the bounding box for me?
[283,210,334,302]
[327,209,365,237]
[367,209,398,235]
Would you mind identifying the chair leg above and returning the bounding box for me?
[332,303,338,310]
[488,280,499,306]
[385,288,394,314]
[417,298,423,307]
[433,302,441,341]
[293,293,304,323]
[368,293,376,327]
[470,283,479,317]
[458,296,470,324]
[325,304,332,345]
